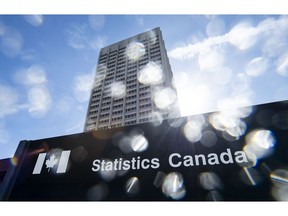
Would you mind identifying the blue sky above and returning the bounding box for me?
[0,15,288,159]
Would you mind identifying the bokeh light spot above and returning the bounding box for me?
[125,177,140,196]
[239,167,262,186]
[126,42,145,61]
[87,183,109,201]
[99,159,117,181]
[183,115,205,143]
[153,87,177,110]
[243,129,276,160]
[109,81,126,99]
[199,172,223,190]
[162,172,186,200]
[138,61,163,85]
[131,134,148,153]
[271,168,288,201]
[200,130,217,147]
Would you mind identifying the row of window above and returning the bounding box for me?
[92,112,163,128]
[111,123,122,128]
[126,107,136,112]
[101,107,110,112]
[139,103,151,110]
[125,120,136,126]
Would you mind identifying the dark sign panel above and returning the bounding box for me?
[1,101,288,201]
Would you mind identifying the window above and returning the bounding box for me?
[112,110,123,115]
[126,95,137,100]
[99,119,109,124]
[113,104,123,109]
[113,98,124,103]
[139,98,151,104]
[125,107,136,112]
[100,113,110,118]
[127,83,137,89]
[126,100,137,106]
[112,116,122,122]
[139,103,151,110]
[140,117,150,123]
[127,89,137,95]
[101,107,110,112]
[125,120,136,126]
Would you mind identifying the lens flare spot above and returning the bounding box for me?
[71,146,88,163]
[239,167,262,186]
[167,117,185,128]
[125,176,140,196]
[241,146,258,167]
[138,61,163,85]
[199,172,223,190]
[244,129,276,160]
[209,106,251,140]
[246,57,268,77]
[131,134,148,152]
[99,159,117,181]
[118,136,133,154]
[150,111,163,127]
[276,52,288,77]
[154,171,166,188]
[200,130,217,147]
[153,87,177,110]
[183,115,206,143]
[162,172,186,200]
[109,82,126,99]
[87,183,109,201]
[126,42,145,61]
[10,157,18,166]
[206,190,223,201]
[271,169,288,201]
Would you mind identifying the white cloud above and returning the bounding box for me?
[206,16,226,37]
[23,15,44,27]
[169,16,288,60]
[14,64,47,86]
[227,22,259,50]
[135,15,144,26]
[246,57,268,77]
[213,67,233,85]
[89,35,108,49]
[0,26,23,57]
[88,15,105,30]
[198,47,224,70]
[13,64,52,118]
[66,23,87,49]
[276,52,288,76]
[27,86,52,118]
[0,120,9,145]
[66,23,107,50]
[261,17,288,58]
[73,72,94,103]
[0,84,19,118]
[168,34,226,60]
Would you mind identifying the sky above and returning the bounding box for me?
[0,14,288,159]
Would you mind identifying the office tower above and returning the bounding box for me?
[84,27,180,131]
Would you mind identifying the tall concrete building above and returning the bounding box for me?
[84,27,180,131]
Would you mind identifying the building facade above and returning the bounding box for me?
[84,27,180,131]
